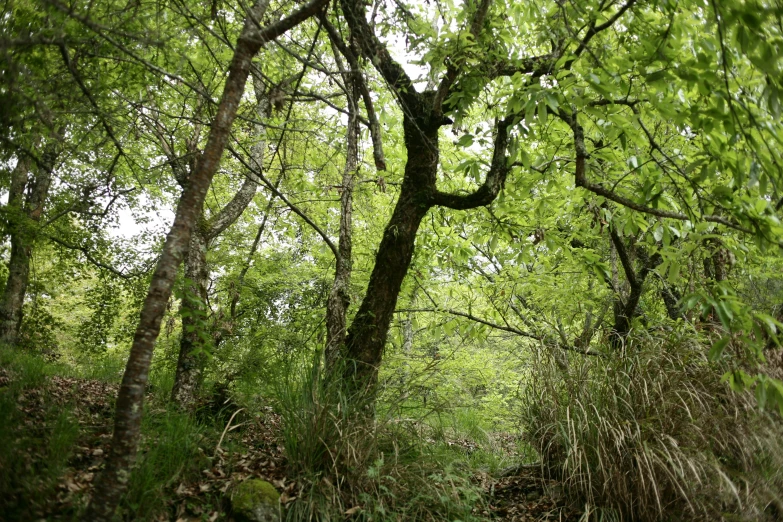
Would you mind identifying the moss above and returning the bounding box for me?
[230,479,280,522]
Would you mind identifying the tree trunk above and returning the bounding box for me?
[169,72,270,408]
[661,286,682,321]
[0,157,33,345]
[325,75,359,369]
[341,113,438,393]
[85,1,327,517]
[170,227,209,406]
[608,227,660,347]
[0,142,57,346]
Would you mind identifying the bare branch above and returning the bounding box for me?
[320,12,386,170]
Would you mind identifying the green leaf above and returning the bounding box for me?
[708,336,731,361]
[456,134,474,147]
[537,101,547,125]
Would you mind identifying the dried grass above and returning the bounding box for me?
[521,330,783,521]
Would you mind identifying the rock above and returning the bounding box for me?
[229,479,281,522]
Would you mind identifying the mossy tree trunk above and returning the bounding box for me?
[170,75,271,409]
[324,48,360,370]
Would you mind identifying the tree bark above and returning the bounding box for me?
[325,53,360,369]
[0,141,58,346]
[85,1,327,518]
[170,226,209,406]
[170,70,271,409]
[341,109,439,394]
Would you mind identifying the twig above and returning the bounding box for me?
[215,408,245,458]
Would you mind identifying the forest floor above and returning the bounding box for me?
[1,366,580,521]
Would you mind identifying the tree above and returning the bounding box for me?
[0,0,133,347]
[0,129,61,345]
[333,0,525,394]
[322,0,783,399]
[84,1,329,518]
[144,72,271,408]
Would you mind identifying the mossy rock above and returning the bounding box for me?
[229,479,281,522]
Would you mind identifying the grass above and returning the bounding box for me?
[0,345,239,521]
[0,345,81,520]
[11,324,780,522]
[120,410,211,520]
[521,329,783,521]
[270,356,489,521]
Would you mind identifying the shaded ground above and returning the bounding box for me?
[1,370,578,521]
[483,468,581,521]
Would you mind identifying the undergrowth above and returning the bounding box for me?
[274,357,487,521]
[521,329,783,521]
[0,346,80,519]
[120,411,212,520]
[0,346,230,521]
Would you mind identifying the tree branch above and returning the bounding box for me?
[431,115,513,209]
[339,0,417,103]
[556,108,760,236]
[608,226,637,289]
[226,144,338,259]
[45,0,214,102]
[320,12,386,170]
[573,0,638,58]
[432,0,492,117]
[399,307,602,356]
[399,307,539,339]
[47,235,148,279]
[204,175,258,241]
[58,43,125,157]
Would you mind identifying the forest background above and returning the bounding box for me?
[2,0,783,520]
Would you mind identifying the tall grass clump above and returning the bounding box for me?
[521,330,783,521]
[120,409,209,519]
[274,355,484,521]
